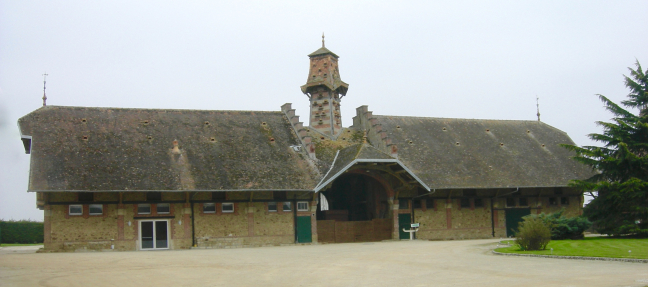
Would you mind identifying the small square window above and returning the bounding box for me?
[147,192,162,201]
[268,202,277,212]
[283,202,292,212]
[212,192,226,201]
[474,198,484,208]
[222,203,234,213]
[426,198,435,210]
[460,198,471,208]
[506,198,516,207]
[203,203,216,213]
[518,197,529,207]
[157,203,170,214]
[413,199,422,209]
[69,205,83,215]
[560,197,569,205]
[78,193,93,202]
[297,201,309,211]
[274,191,287,200]
[549,197,558,206]
[398,199,409,210]
[138,204,151,214]
[89,204,103,215]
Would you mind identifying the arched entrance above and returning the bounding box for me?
[316,172,393,243]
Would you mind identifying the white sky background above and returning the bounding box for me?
[1,1,647,221]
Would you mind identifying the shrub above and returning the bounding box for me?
[515,216,552,251]
[537,209,592,240]
[0,220,44,244]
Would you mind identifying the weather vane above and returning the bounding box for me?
[42,73,48,106]
[536,95,540,122]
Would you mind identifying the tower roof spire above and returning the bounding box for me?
[42,73,48,106]
[322,32,325,47]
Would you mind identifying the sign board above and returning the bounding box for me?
[411,223,420,228]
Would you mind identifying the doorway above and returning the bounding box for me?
[139,220,169,250]
[505,208,531,237]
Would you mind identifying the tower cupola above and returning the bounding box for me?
[301,35,349,137]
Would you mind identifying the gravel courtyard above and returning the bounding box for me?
[1,239,647,287]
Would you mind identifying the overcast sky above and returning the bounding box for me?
[1,1,647,221]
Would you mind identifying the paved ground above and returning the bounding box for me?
[1,239,647,287]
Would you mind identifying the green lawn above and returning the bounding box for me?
[495,237,648,259]
[0,243,43,247]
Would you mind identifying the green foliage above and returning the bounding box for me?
[0,220,44,244]
[562,60,648,236]
[515,216,552,251]
[535,210,591,240]
[496,237,648,259]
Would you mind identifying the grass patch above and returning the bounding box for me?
[0,243,43,247]
[495,237,648,259]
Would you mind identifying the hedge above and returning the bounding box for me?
[0,220,44,244]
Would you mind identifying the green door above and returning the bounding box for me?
[505,208,531,237]
[398,214,411,239]
[296,216,312,243]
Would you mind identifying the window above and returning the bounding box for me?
[283,202,292,212]
[212,192,226,201]
[474,198,484,208]
[506,198,516,207]
[268,202,277,212]
[549,197,558,206]
[203,203,216,213]
[147,192,162,201]
[398,199,409,210]
[560,197,569,205]
[460,198,471,208]
[78,192,93,202]
[413,199,422,209]
[157,203,170,214]
[463,189,477,197]
[297,201,309,211]
[274,191,287,200]
[89,204,103,215]
[138,204,151,214]
[69,205,83,215]
[518,197,529,207]
[426,198,435,210]
[222,203,234,213]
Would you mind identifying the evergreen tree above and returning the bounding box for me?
[563,61,648,236]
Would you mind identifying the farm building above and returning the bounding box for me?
[18,41,592,251]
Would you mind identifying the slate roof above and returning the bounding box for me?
[308,47,339,58]
[18,106,320,192]
[373,115,594,189]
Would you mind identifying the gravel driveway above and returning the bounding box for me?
[1,239,646,286]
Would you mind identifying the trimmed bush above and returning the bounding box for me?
[515,216,552,251]
[537,209,592,240]
[0,220,44,244]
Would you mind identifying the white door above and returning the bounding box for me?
[139,220,169,250]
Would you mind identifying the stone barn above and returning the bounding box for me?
[18,41,592,251]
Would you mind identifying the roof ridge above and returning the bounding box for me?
[35,105,283,114]
[374,114,543,123]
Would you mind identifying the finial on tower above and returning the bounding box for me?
[322,32,325,47]
[536,95,541,122]
[42,73,48,106]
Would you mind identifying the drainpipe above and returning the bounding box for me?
[491,188,519,237]
[491,197,495,237]
[190,192,196,247]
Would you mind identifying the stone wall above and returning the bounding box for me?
[193,202,295,248]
